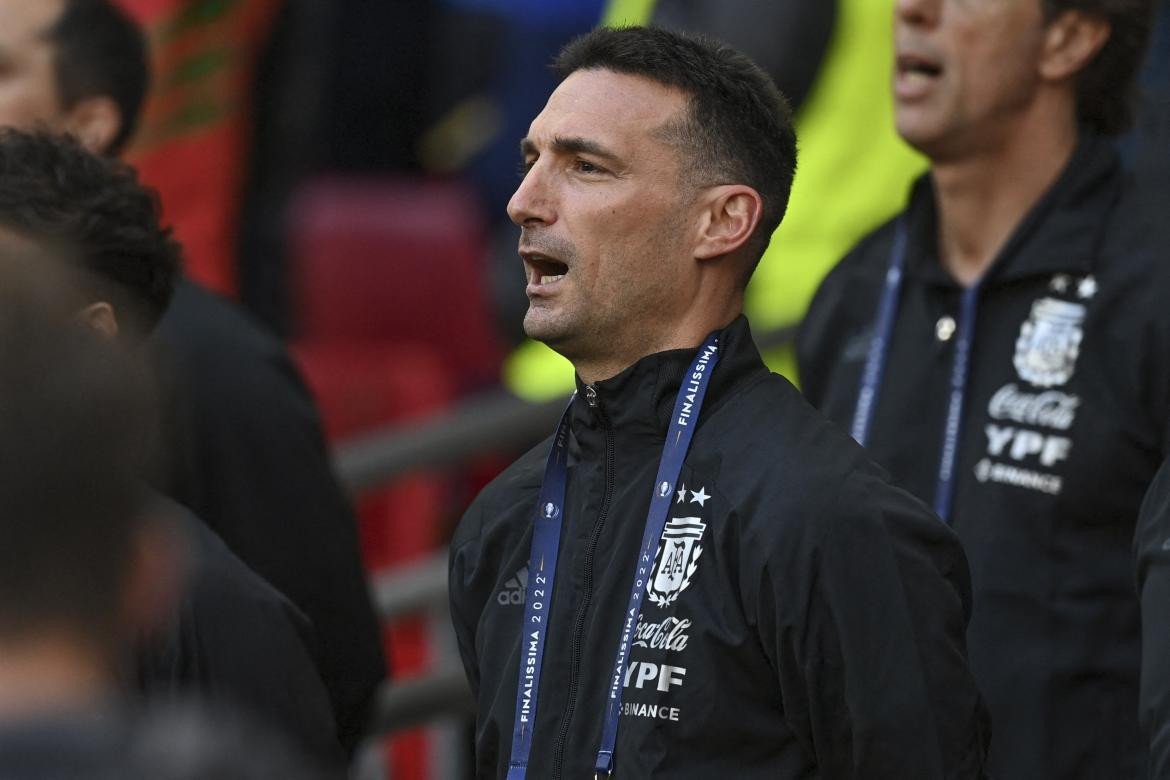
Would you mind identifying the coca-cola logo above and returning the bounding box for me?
[632,617,691,653]
[988,383,1080,431]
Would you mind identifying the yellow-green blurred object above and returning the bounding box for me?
[601,0,656,27]
[503,0,926,401]
[504,338,575,400]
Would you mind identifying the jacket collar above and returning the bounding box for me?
[905,132,1123,287]
[566,315,767,458]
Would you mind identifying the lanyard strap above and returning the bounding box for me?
[595,333,720,777]
[849,218,980,523]
[850,220,908,445]
[931,285,979,521]
[507,398,574,780]
[505,332,721,780]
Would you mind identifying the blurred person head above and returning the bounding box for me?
[508,26,796,381]
[893,0,1154,161]
[0,257,319,780]
[0,128,181,341]
[0,250,156,712]
[0,0,148,155]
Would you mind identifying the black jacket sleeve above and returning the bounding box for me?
[1137,457,1170,777]
[136,508,346,772]
[449,505,485,697]
[756,470,989,778]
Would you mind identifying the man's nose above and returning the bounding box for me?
[507,162,555,227]
[895,0,939,27]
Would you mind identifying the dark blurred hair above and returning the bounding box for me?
[48,0,150,155]
[0,271,152,645]
[0,129,181,334]
[1043,0,1155,135]
[554,26,798,277]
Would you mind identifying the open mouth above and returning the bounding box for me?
[894,52,943,100]
[897,53,943,79]
[525,254,569,287]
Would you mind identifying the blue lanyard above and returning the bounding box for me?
[506,396,574,780]
[931,284,979,520]
[849,218,980,522]
[850,221,908,446]
[506,332,722,780]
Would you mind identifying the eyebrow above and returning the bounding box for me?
[520,135,621,162]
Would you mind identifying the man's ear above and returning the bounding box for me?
[63,96,122,156]
[693,185,763,261]
[1040,10,1111,82]
[76,301,120,340]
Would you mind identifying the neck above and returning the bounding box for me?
[0,634,116,719]
[574,297,741,385]
[931,117,1078,287]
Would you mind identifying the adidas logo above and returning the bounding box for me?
[496,565,528,606]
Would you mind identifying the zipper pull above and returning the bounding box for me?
[585,384,598,408]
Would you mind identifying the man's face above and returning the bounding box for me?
[893,0,1051,159]
[508,68,696,364]
[0,0,68,131]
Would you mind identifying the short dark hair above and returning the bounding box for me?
[554,26,797,275]
[47,0,150,155]
[0,269,152,645]
[0,129,181,334]
[1043,0,1155,135]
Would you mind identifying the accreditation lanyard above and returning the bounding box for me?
[849,219,981,522]
[506,332,722,780]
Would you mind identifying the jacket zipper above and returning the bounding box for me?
[550,383,614,779]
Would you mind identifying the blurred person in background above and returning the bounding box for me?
[0,251,327,780]
[0,0,385,751]
[1131,0,1169,191]
[1130,4,1170,761]
[0,127,346,770]
[1135,402,1170,777]
[114,0,283,301]
[451,26,988,778]
[798,0,1164,777]
[115,0,331,334]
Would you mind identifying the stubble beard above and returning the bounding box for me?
[523,300,574,347]
[520,211,685,369]
[519,229,586,352]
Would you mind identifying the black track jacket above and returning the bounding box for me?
[451,316,989,779]
[798,135,1170,779]
[152,281,385,751]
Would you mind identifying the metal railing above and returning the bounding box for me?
[342,324,797,737]
[335,392,565,494]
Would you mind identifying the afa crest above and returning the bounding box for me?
[1013,298,1085,388]
[646,516,707,608]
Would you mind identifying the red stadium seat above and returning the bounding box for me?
[288,177,504,392]
[288,176,506,779]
